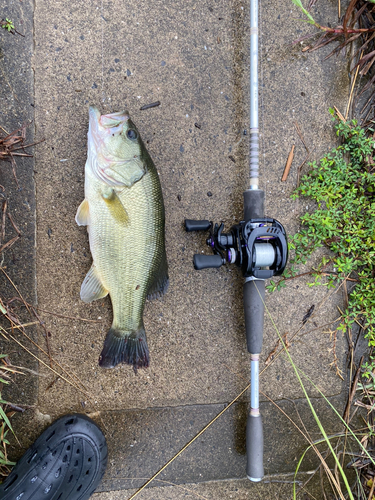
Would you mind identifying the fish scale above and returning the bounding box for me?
[76,106,168,369]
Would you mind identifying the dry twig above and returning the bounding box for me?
[294,121,310,153]
[343,356,364,423]
[281,145,295,181]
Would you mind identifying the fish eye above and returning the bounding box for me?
[127,129,138,140]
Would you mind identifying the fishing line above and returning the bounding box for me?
[100,0,106,105]
[259,0,266,203]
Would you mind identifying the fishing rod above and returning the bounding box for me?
[184,0,288,482]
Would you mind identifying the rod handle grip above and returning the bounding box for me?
[193,254,224,270]
[243,279,265,354]
[246,412,264,482]
[185,219,211,232]
[243,189,264,220]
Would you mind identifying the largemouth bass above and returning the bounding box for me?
[76,106,168,370]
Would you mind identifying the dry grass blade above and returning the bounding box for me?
[328,329,344,380]
[0,269,94,400]
[296,148,315,188]
[0,236,20,254]
[294,121,310,153]
[1,200,7,244]
[126,282,353,499]
[346,50,363,120]
[7,214,21,237]
[334,106,346,122]
[367,479,375,500]
[298,0,375,126]
[30,305,102,324]
[307,33,333,53]
[343,356,364,423]
[343,0,359,33]
[362,53,375,76]
[126,383,250,500]
[355,49,375,71]
[356,31,375,56]
[0,123,44,187]
[265,332,289,365]
[12,324,92,397]
[2,326,93,400]
[104,477,211,500]
[1,268,55,370]
[0,355,25,480]
[0,202,21,255]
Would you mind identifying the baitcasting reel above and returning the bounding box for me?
[185,217,288,279]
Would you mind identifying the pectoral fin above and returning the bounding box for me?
[80,265,108,303]
[75,199,90,226]
[101,187,129,224]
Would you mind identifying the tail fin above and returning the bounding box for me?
[99,326,149,370]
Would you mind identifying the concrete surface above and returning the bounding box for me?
[0,0,359,498]
[91,475,319,500]
[0,0,39,449]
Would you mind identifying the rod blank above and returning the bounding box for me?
[249,0,259,187]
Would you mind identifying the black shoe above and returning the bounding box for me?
[0,413,108,500]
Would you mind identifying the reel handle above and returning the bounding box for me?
[185,219,211,232]
[193,254,224,270]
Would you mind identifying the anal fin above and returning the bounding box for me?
[80,265,108,303]
[147,255,169,300]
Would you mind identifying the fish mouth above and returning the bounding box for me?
[100,111,130,128]
[89,106,129,130]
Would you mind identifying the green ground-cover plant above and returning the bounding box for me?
[0,18,14,33]
[270,110,375,358]
[1,17,23,37]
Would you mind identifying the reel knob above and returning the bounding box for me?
[193,254,224,270]
[185,219,211,232]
